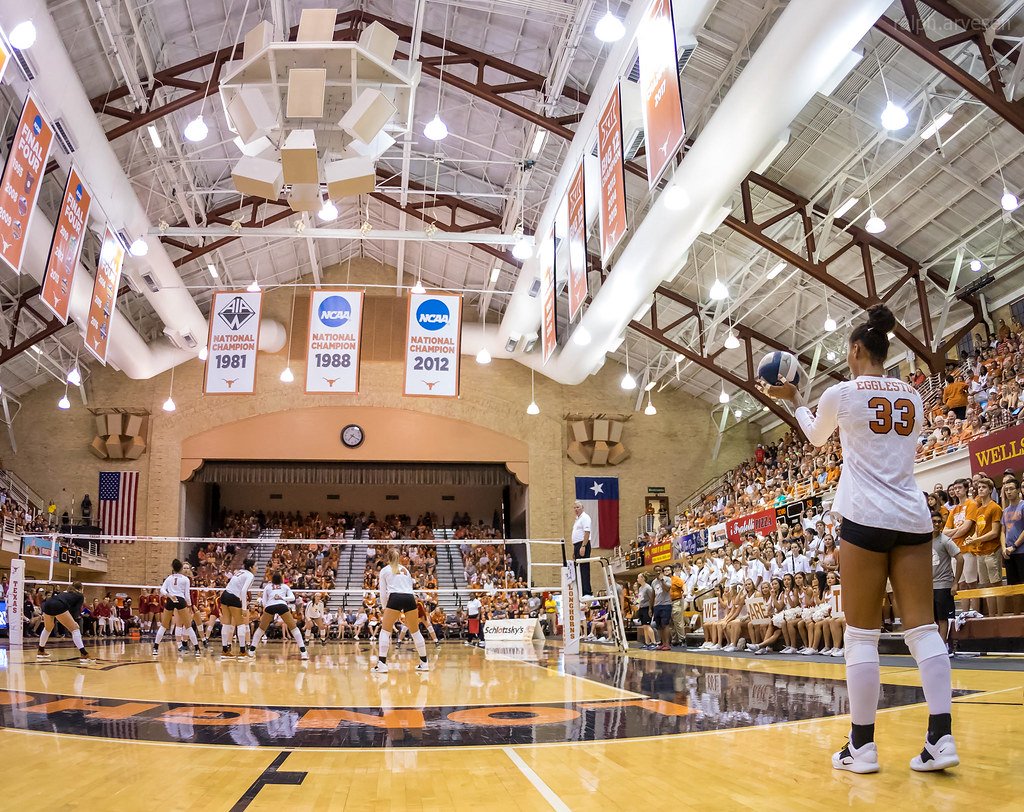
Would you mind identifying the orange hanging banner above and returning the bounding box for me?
[0,37,10,84]
[540,230,557,364]
[41,167,92,324]
[84,228,125,365]
[566,161,588,321]
[0,93,55,274]
[638,0,687,188]
[598,83,628,262]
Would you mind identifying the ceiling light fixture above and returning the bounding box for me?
[1001,189,1019,213]
[709,279,729,301]
[280,367,294,383]
[318,198,339,222]
[921,111,953,140]
[719,387,730,404]
[865,210,886,234]
[147,125,163,149]
[411,279,426,295]
[162,366,176,412]
[594,1,625,43]
[833,196,859,218]
[531,131,546,155]
[724,330,740,350]
[198,346,208,361]
[183,114,208,143]
[664,185,690,211]
[970,258,983,272]
[880,100,909,131]
[247,280,261,293]
[489,267,501,283]
[526,368,540,415]
[621,344,636,390]
[512,227,534,261]
[573,326,592,346]
[826,350,837,362]
[644,396,657,416]
[8,20,37,50]
[766,260,786,280]
[424,113,448,141]
[733,408,742,419]
[66,367,81,386]
[129,237,149,257]
[58,391,71,410]
[207,263,219,278]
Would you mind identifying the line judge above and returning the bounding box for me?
[572,500,593,598]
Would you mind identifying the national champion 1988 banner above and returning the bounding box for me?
[84,227,124,364]
[41,166,92,323]
[204,290,263,394]
[404,292,462,398]
[305,290,364,394]
[0,93,54,275]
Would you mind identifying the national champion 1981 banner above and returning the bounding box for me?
[41,166,92,323]
[638,0,687,187]
[204,290,263,394]
[404,292,461,398]
[540,230,557,364]
[0,93,54,274]
[305,290,364,394]
[84,227,124,364]
[597,83,628,261]
[566,160,588,321]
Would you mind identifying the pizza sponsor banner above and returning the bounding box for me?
[566,160,588,321]
[725,507,777,544]
[305,290,363,394]
[204,291,263,394]
[968,422,1024,476]
[638,0,687,187]
[404,292,461,398]
[540,230,557,364]
[597,83,628,261]
[41,167,92,323]
[84,227,124,364]
[643,540,673,566]
[0,93,54,274]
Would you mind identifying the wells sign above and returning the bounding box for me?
[968,423,1024,476]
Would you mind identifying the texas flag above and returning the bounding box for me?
[575,476,620,549]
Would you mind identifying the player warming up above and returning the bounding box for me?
[247,573,308,660]
[219,558,255,659]
[37,581,93,664]
[154,559,201,657]
[372,547,429,673]
[760,304,957,775]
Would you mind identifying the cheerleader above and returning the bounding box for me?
[36,581,92,663]
[153,559,200,657]
[247,573,308,660]
[371,547,429,673]
[307,592,328,644]
[762,303,957,773]
[218,558,255,659]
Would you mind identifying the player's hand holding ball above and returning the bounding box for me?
[756,350,805,407]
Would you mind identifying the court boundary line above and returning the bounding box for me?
[503,747,571,812]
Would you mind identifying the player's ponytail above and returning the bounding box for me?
[850,304,896,363]
[388,546,400,567]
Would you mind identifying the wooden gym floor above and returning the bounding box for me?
[1,638,1022,810]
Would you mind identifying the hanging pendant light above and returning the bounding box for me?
[183,114,208,143]
[594,2,625,42]
[526,369,540,415]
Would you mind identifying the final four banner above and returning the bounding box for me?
[404,292,462,398]
[305,289,364,394]
[41,166,92,324]
[204,290,263,395]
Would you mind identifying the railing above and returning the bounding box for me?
[0,467,45,513]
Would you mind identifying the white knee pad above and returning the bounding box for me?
[844,625,881,667]
[904,623,946,663]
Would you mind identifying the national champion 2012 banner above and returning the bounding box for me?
[83,227,124,364]
[404,292,462,398]
[41,166,92,323]
[305,290,364,394]
[0,93,54,275]
[204,290,263,394]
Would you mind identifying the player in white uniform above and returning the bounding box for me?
[372,547,429,673]
[246,573,308,660]
[762,304,957,775]
[306,593,328,645]
[218,558,255,659]
[153,559,200,657]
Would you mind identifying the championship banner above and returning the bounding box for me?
[638,0,687,187]
[305,290,364,394]
[41,167,92,323]
[968,422,1024,476]
[204,290,263,394]
[725,507,777,544]
[566,160,588,320]
[0,36,10,83]
[404,292,461,398]
[597,83,628,261]
[84,227,124,364]
[540,230,557,364]
[644,540,673,566]
[0,93,54,274]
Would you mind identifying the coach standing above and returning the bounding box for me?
[572,500,593,598]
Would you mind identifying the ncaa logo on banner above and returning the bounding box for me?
[32,115,43,136]
[75,184,83,202]
[416,298,449,331]
[317,295,351,328]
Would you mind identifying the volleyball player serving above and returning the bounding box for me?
[37,581,93,664]
[760,304,958,774]
[247,573,309,660]
[218,558,255,659]
[153,559,201,657]
[372,547,430,673]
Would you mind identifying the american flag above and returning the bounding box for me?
[98,471,139,541]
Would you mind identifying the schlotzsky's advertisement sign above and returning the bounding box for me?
[725,507,777,545]
[204,291,263,394]
[969,422,1024,476]
[637,0,687,187]
[404,292,462,397]
[305,290,364,394]
[84,227,124,364]
[482,618,545,643]
[0,93,54,274]
[41,167,92,323]
[644,540,673,566]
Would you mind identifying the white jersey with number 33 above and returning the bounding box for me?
[795,376,930,534]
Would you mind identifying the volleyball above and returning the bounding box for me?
[757,350,802,386]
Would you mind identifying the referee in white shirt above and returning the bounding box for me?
[572,501,593,597]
